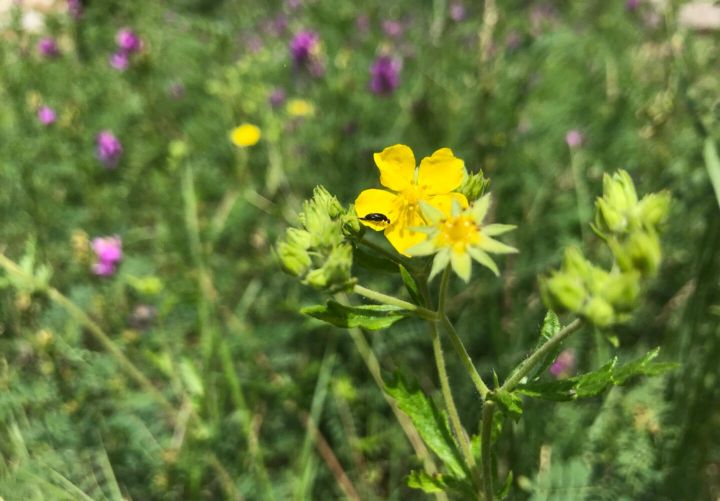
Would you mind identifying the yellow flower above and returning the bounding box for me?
[230,123,261,147]
[354,144,469,254]
[407,194,518,282]
[287,98,315,117]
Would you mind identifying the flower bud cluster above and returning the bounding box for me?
[542,170,670,327]
[277,186,355,290]
[457,170,490,202]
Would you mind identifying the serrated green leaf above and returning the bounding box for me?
[385,373,467,478]
[492,390,523,420]
[353,246,398,273]
[574,358,616,397]
[611,347,678,384]
[540,310,560,340]
[399,264,423,305]
[515,379,577,401]
[407,470,447,493]
[301,300,406,330]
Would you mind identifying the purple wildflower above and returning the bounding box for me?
[91,236,122,276]
[450,2,467,22]
[369,56,401,95]
[382,20,403,38]
[290,30,319,65]
[565,129,584,149]
[116,28,143,53]
[37,37,59,58]
[68,0,83,19]
[269,88,286,108]
[96,131,123,169]
[549,349,576,378]
[356,14,370,34]
[285,0,302,10]
[37,106,56,126]
[626,0,641,10]
[109,50,129,71]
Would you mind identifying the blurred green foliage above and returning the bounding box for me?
[0,0,718,499]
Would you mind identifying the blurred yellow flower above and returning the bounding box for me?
[355,144,468,254]
[286,98,315,117]
[230,123,261,147]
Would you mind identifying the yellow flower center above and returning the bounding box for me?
[436,215,481,253]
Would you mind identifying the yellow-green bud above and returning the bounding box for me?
[582,296,615,327]
[595,198,627,234]
[602,271,641,312]
[637,191,671,229]
[625,231,662,277]
[542,272,587,313]
[458,170,490,202]
[563,247,592,279]
[277,241,312,277]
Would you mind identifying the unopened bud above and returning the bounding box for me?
[582,296,615,327]
[458,170,490,202]
[541,272,587,313]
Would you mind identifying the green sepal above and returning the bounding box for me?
[496,470,514,500]
[385,373,468,479]
[301,300,406,330]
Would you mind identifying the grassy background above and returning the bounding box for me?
[1,0,719,499]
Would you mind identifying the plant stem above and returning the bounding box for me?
[353,284,437,320]
[500,318,583,393]
[480,400,495,501]
[429,318,479,484]
[437,267,491,400]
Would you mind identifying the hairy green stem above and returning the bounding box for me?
[437,267,491,400]
[429,319,478,484]
[501,318,583,393]
[480,401,496,501]
[353,284,437,320]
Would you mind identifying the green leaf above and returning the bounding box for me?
[399,264,423,305]
[301,300,406,330]
[496,470,514,500]
[385,373,467,478]
[703,138,720,209]
[611,347,678,384]
[517,348,677,401]
[492,389,523,420]
[353,246,398,273]
[407,470,447,493]
[540,310,560,340]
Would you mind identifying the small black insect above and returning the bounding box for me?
[359,213,391,224]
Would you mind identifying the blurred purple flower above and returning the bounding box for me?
[506,31,522,50]
[549,349,576,378]
[116,28,143,53]
[91,236,122,276]
[626,0,641,10]
[356,14,370,34]
[96,131,123,168]
[449,2,467,22]
[565,129,584,149]
[285,0,302,10]
[269,88,286,108]
[370,56,401,95]
[382,19,403,38]
[68,0,83,19]
[290,30,319,65]
[109,50,129,71]
[169,82,185,99]
[37,37,59,58]
[37,106,56,126]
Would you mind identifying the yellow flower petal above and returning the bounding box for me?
[417,148,466,195]
[230,123,261,147]
[374,144,415,192]
[287,99,315,117]
[384,210,426,254]
[428,192,469,217]
[354,189,398,231]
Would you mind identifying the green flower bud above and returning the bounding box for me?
[625,231,662,277]
[563,247,592,280]
[458,170,490,202]
[341,207,364,238]
[582,297,615,327]
[168,139,189,161]
[285,228,312,250]
[595,198,627,235]
[277,241,312,277]
[602,271,641,312]
[542,272,587,313]
[637,191,671,229]
[311,185,344,219]
[603,170,638,213]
